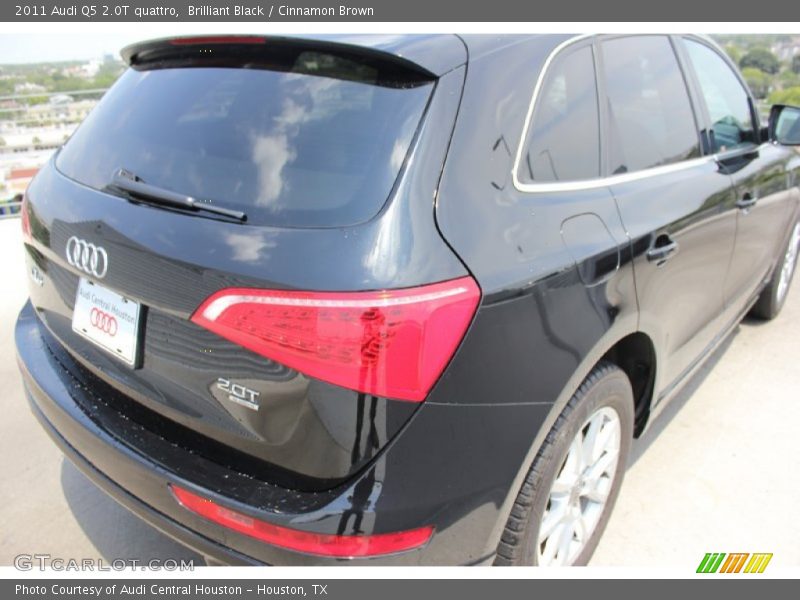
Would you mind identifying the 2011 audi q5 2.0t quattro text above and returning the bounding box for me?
[15,34,800,566]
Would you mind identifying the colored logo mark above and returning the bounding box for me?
[696,552,773,573]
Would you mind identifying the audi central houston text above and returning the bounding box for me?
[15,34,800,565]
[16,585,248,595]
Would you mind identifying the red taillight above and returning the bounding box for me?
[191,277,480,402]
[169,36,266,46]
[20,192,32,243]
[171,485,433,557]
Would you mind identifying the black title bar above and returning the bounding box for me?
[4,578,795,600]
[3,0,800,22]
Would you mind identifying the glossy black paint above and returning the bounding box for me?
[122,34,468,78]
[16,34,800,565]
[22,63,467,489]
[612,163,737,390]
[18,301,552,565]
[436,35,641,410]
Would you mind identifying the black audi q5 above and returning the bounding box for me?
[15,34,800,565]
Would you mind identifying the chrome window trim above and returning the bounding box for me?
[511,34,716,194]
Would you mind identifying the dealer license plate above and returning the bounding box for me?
[71,278,141,366]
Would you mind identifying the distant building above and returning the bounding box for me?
[0,127,70,154]
[5,166,38,196]
[0,98,95,132]
[83,59,101,78]
[771,37,800,62]
[48,94,74,105]
[61,59,102,79]
[0,91,103,195]
[13,82,46,95]
[61,65,84,78]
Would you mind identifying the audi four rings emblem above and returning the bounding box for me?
[66,236,108,279]
[90,308,118,336]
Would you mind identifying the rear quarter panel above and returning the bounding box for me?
[432,35,641,557]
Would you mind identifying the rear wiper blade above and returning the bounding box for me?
[110,168,247,222]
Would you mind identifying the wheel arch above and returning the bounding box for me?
[600,332,657,437]
[488,324,659,559]
[518,325,658,473]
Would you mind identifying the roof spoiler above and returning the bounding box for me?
[120,35,440,83]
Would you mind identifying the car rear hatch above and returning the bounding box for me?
[22,35,474,492]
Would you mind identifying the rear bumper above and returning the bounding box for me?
[16,301,548,565]
[27,391,260,566]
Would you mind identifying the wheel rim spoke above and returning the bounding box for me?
[556,517,575,563]
[583,483,609,504]
[540,522,564,565]
[582,416,603,466]
[585,446,619,483]
[778,223,800,303]
[550,476,573,496]
[565,436,584,476]
[572,507,588,542]
[539,507,565,541]
[596,416,620,455]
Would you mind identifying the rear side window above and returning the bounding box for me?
[519,45,601,184]
[683,39,758,153]
[56,53,433,228]
[602,36,701,175]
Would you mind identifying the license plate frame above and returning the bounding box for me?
[71,278,142,367]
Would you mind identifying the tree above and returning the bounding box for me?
[724,44,742,65]
[742,67,770,99]
[779,69,800,89]
[740,47,781,75]
[769,86,800,106]
[792,54,800,75]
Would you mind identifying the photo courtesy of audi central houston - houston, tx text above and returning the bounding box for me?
[5,31,800,568]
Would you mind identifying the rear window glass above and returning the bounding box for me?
[56,56,433,227]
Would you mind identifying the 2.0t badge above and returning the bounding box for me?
[216,378,261,411]
[66,236,108,279]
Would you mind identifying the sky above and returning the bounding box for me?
[0,34,148,64]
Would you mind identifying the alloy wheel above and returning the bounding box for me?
[536,406,622,566]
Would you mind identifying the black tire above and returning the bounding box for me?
[494,361,634,566]
[750,220,800,320]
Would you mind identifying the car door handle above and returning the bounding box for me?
[736,193,758,210]
[647,237,679,264]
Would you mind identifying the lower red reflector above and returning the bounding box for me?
[171,485,434,558]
